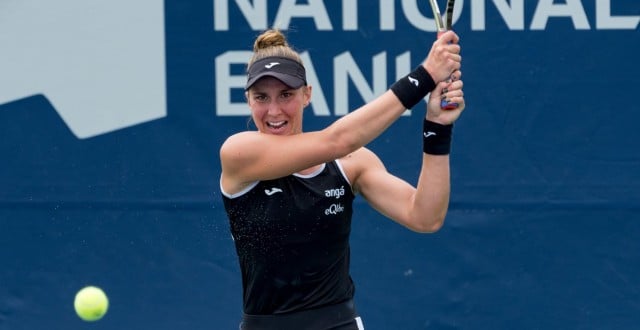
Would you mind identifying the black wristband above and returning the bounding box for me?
[390,65,436,110]
[423,119,453,155]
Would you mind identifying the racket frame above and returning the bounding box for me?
[428,0,458,110]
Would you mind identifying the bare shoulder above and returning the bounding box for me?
[219,131,262,180]
[338,147,386,187]
[220,131,259,153]
[219,131,261,164]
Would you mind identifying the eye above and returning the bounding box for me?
[280,91,293,99]
[253,94,268,103]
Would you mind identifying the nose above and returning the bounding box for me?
[266,100,283,115]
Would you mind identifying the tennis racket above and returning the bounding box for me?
[428,0,458,110]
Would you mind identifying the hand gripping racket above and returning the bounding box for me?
[428,0,458,110]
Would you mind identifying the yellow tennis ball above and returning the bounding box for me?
[74,286,109,322]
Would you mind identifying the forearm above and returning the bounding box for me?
[411,154,451,232]
[327,91,405,152]
[327,66,436,156]
[409,118,454,232]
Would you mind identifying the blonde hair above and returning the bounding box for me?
[247,29,304,70]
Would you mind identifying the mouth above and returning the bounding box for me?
[266,120,288,133]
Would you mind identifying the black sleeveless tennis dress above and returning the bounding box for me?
[221,160,364,330]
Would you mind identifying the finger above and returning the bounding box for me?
[449,52,461,62]
[446,90,464,99]
[450,70,462,81]
[439,30,459,44]
[441,91,462,105]
[447,79,464,91]
[450,96,465,109]
[441,83,464,104]
[448,59,461,73]
[449,91,465,103]
[430,81,449,100]
[447,44,461,55]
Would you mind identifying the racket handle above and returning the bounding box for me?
[437,31,458,110]
[441,98,458,110]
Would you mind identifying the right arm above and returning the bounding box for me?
[220,31,461,186]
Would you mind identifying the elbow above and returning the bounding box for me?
[409,195,450,233]
[410,213,446,234]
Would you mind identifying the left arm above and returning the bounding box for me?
[353,73,465,233]
[350,149,450,233]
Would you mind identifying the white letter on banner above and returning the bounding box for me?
[343,0,358,31]
[395,52,413,116]
[394,52,412,81]
[596,0,639,30]
[531,0,590,30]
[273,0,332,30]
[334,52,388,116]
[491,0,525,30]
[215,51,251,116]
[402,0,437,32]
[214,0,267,31]
[470,0,486,30]
[299,52,331,116]
[380,0,396,30]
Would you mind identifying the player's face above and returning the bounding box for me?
[247,77,311,136]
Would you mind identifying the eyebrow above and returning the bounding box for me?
[250,87,296,95]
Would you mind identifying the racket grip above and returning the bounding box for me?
[437,31,458,110]
[441,99,459,110]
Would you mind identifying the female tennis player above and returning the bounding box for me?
[220,29,464,330]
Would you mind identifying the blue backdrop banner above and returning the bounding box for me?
[1,1,639,329]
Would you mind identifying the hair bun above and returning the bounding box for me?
[253,29,288,52]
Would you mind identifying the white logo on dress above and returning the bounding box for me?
[324,203,345,215]
[324,186,345,199]
[264,187,283,196]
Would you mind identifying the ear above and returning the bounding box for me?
[303,85,312,106]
